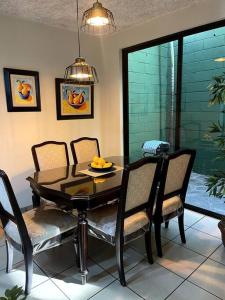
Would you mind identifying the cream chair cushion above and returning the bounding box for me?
[4,204,77,253]
[35,144,68,171]
[162,195,182,216]
[153,195,183,217]
[73,139,99,164]
[87,204,149,244]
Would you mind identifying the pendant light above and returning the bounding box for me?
[64,0,98,84]
[81,0,116,35]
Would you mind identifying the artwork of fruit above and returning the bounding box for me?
[55,79,93,120]
[67,90,85,108]
[16,80,32,101]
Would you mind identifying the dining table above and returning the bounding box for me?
[26,156,127,285]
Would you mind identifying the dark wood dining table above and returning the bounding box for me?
[26,156,126,284]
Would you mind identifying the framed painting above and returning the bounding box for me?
[3,68,41,112]
[55,78,94,120]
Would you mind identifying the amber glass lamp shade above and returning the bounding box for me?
[81,1,116,35]
[64,57,98,84]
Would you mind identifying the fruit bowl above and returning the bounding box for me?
[68,98,85,109]
[89,162,114,172]
[19,91,30,100]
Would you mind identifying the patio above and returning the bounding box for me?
[186,172,225,216]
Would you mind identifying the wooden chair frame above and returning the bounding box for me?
[70,137,100,164]
[0,169,77,295]
[153,149,196,257]
[89,156,163,286]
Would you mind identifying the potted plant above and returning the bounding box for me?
[0,286,26,300]
[206,72,225,246]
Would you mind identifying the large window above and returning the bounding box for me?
[123,21,225,217]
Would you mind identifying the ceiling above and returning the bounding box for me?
[0,0,202,33]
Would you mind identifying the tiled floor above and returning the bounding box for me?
[0,209,225,300]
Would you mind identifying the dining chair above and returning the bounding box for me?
[85,156,163,286]
[31,141,70,207]
[70,137,100,164]
[31,141,70,172]
[153,149,196,257]
[0,169,77,295]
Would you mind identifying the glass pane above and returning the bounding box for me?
[181,27,225,215]
[128,41,178,162]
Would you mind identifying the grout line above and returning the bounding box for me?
[33,258,75,280]
[189,226,221,240]
[48,277,71,300]
[163,245,224,300]
[87,279,118,299]
[185,280,223,300]
[170,237,222,259]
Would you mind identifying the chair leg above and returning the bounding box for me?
[178,213,186,244]
[116,238,126,286]
[73,232,80,268]
[154,222,163,258]
[24,250,33,295]
[145,225,153,264]
[165,221,169,229]
[6,240,13,273]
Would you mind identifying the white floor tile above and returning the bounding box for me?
[52,260,114,300]
[189,258,225,299]
[34,242,76,277]
[90,244,144,278]
[126,259,184,300]
[156,241,206,278]
[0,245,24,271]
[90,280,142,299]
[167,281,220,300]
[0,262,48,295]
[192,217,221,238]
[173,227,221,257]
[26,280,68,300]
[129,235,169,257]
[161,220,188,240]
[182,209,205,227]
[210,244,225,266]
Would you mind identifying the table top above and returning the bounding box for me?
[27,156,126,210]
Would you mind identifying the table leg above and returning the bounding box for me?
[78,210,88,285]
[32,191,40,208]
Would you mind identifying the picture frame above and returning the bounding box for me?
[3,68,41,112]
[55,78,94,120]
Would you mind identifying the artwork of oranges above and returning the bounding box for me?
[17,80,32,101]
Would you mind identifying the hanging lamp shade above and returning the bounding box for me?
[64,0,98,84]
[81,0,116,35]
[65,57,98,84]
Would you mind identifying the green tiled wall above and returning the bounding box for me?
[128,42,177,161]
[128,27,225,175]
[181,27,225,174]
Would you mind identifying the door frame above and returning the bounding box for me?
[122,19,225,219]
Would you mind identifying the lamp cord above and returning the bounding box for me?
[76,0,81,57]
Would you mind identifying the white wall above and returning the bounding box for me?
[0,15,102,207]
[99,0,225,157]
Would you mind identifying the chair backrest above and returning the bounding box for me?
[0,170,32,250]
[31,141,70,171]
[116,156,163,235]
[154,149,196,219]
[70,137,100,164]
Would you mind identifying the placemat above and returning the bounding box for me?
[79,165,123,177]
